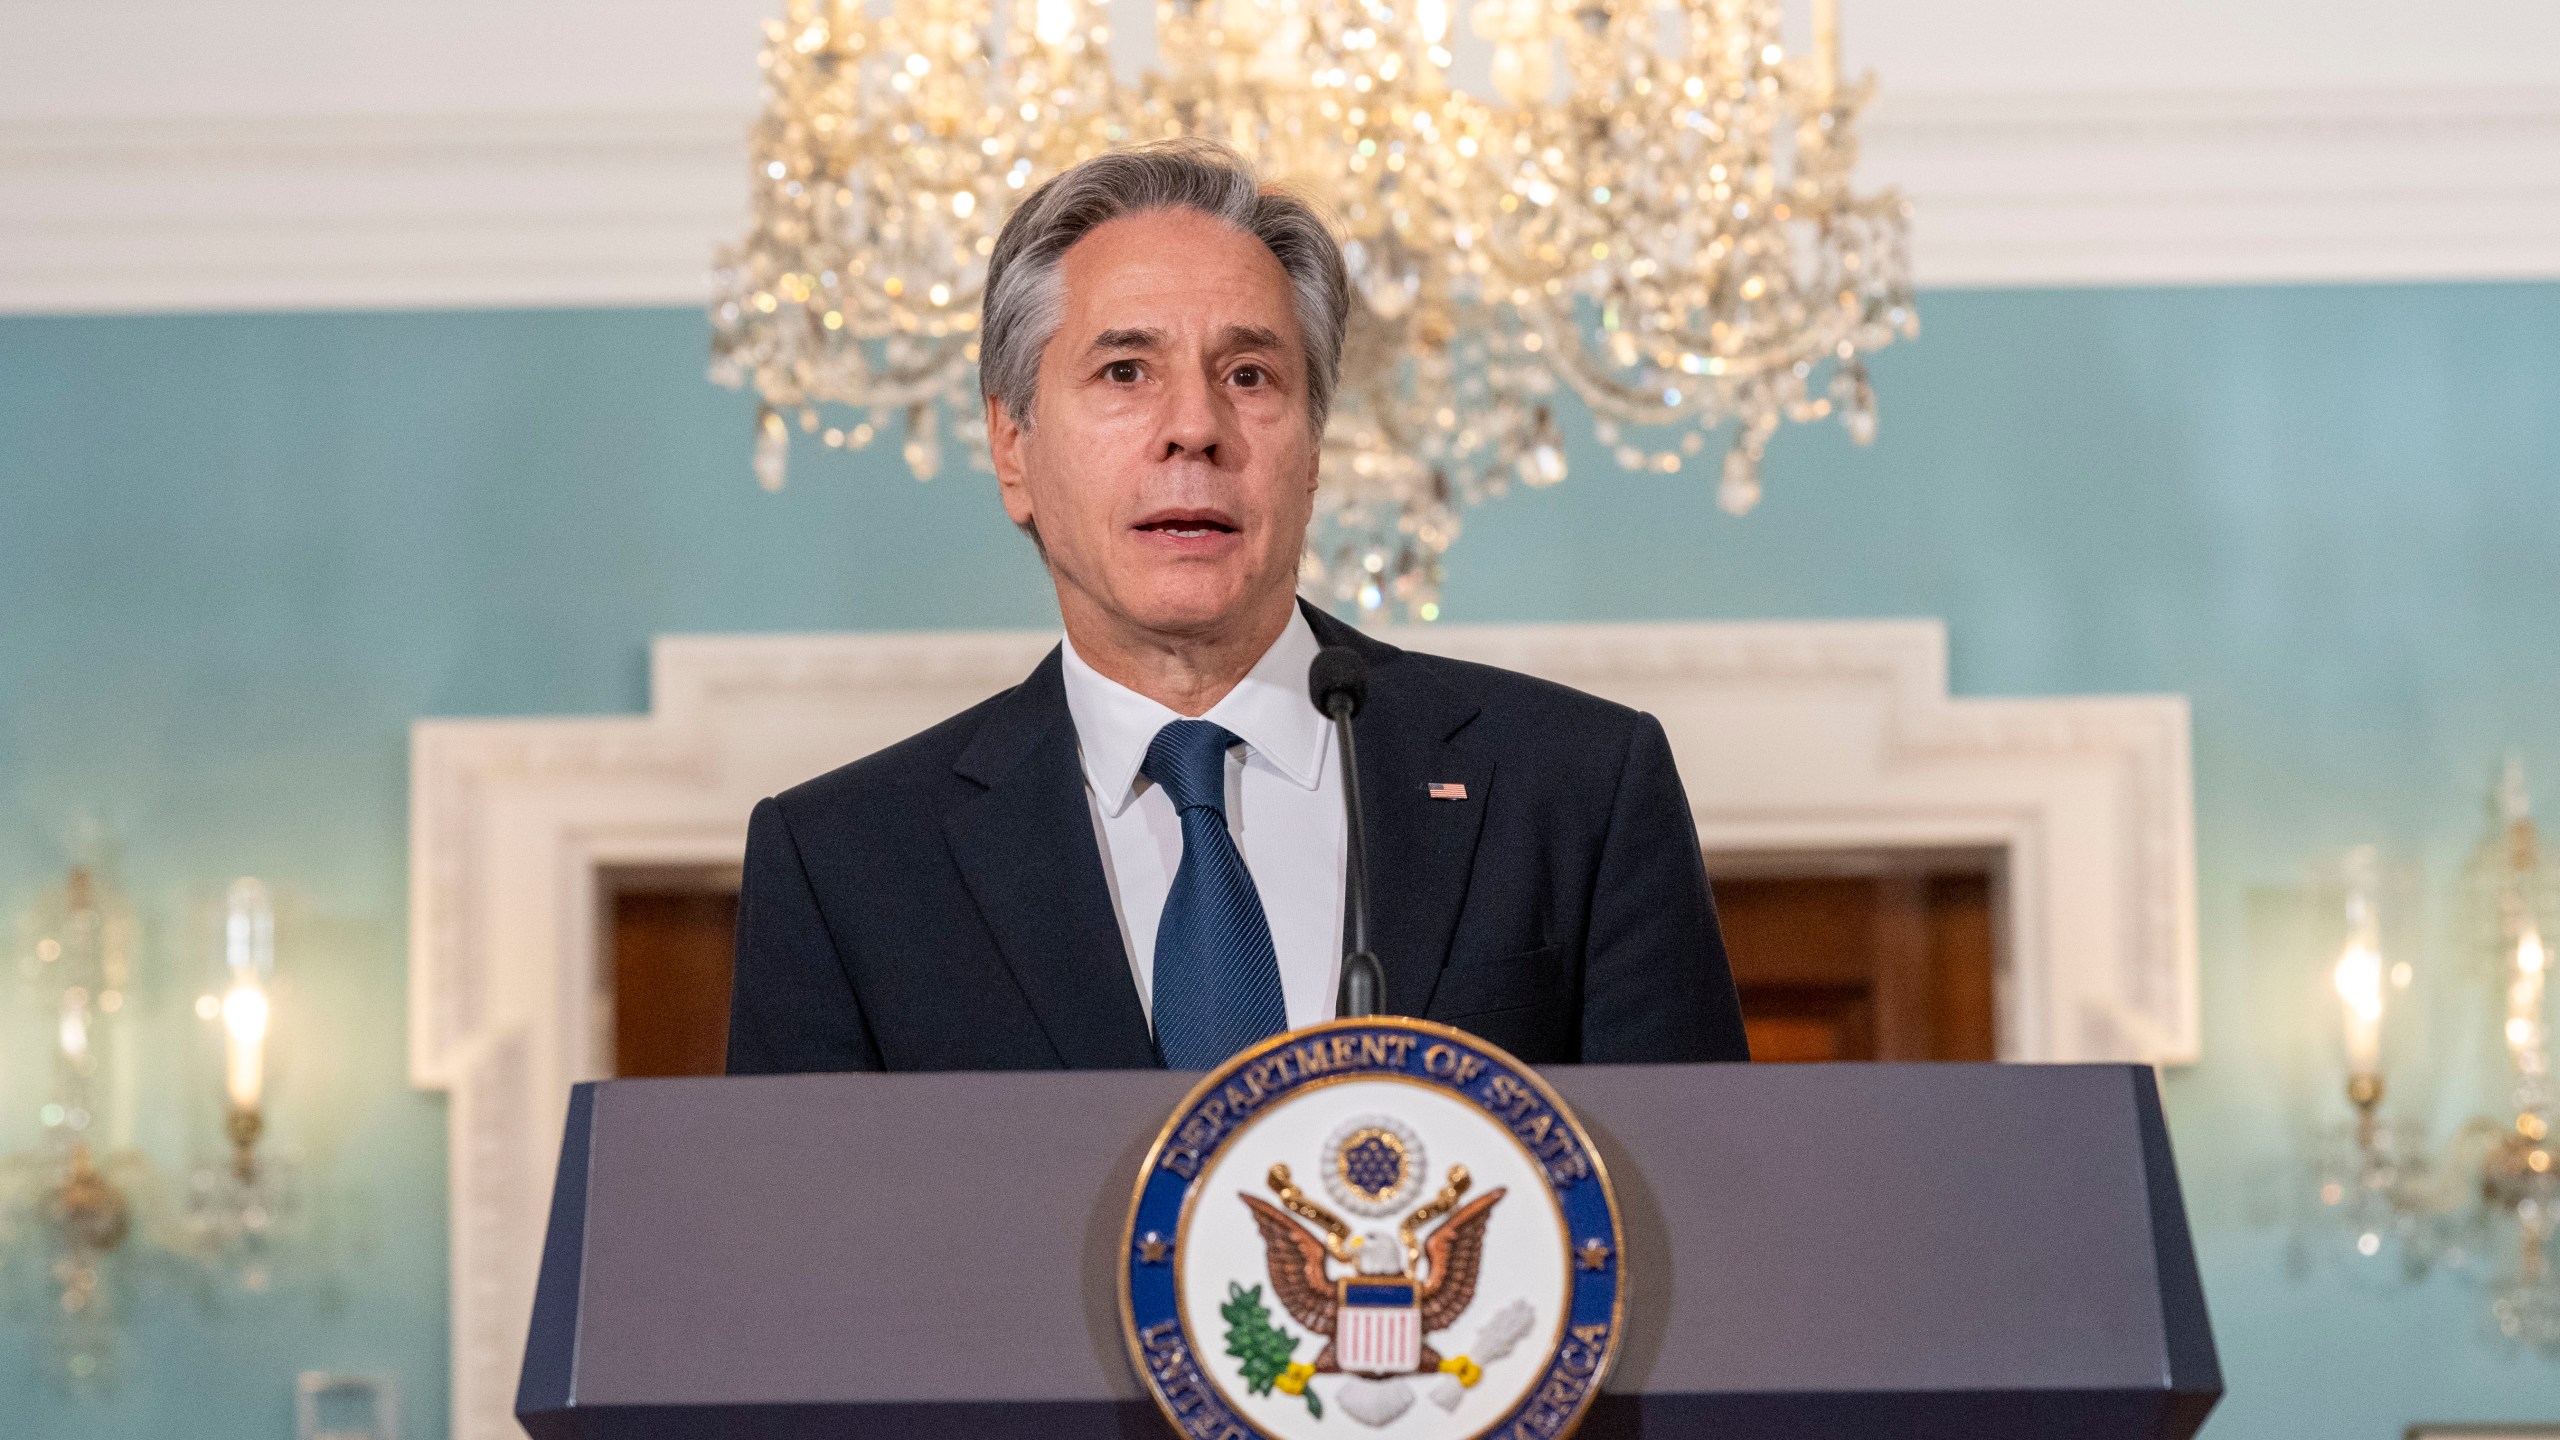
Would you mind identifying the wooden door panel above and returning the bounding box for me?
[1924,874,1996,1062]
[1714,870,1995,1063]
[1740,985,1875,1063]
[611,889,739,1078]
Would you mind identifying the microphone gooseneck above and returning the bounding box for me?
[1310,645,1386,1018]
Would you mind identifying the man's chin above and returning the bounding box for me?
[1109,576,1289,641]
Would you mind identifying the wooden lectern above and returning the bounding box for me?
[517,1063,2220,1438]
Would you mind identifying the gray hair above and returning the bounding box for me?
[979,139,1351,442]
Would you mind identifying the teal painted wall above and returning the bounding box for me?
[2,284,2556,1435]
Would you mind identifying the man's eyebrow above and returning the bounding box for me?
[1220,324,1287,353]
[1087,326,1164,353]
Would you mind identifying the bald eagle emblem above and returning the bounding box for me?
[1224,1113,1531,1425]
[1125,1021,1624,1440]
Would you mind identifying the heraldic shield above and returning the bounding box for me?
[1122,1018,1626,1440]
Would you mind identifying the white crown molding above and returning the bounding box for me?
[1868,87,2560,287]
[5,86,2557,315]
[0,110,751,314]
[408,615,2196,1440]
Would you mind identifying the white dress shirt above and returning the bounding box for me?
[1060,608,1347,1032]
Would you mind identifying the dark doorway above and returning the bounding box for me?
[1710,855,1999,1063]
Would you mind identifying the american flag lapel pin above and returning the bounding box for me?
[1426,781,1469,801]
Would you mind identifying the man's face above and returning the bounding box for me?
[990,207,1320,643]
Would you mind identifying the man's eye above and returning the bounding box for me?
[1105,360,1141,383]
[1231,365,1265,387]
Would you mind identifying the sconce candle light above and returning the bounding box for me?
[184,876,298,1289]
[221,880,274,1183]
[2334,847,2390,1147]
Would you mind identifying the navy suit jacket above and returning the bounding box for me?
[725,602,1749,1072]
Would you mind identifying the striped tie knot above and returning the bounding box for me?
[1142,719,1240,816]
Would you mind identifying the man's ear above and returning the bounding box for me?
[989,394,1035,527]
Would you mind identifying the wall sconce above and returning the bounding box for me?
[2311,844,2430,1275]
[5,864,313,1380]
[2,864,146,1384]
[184,876,298,1290]
[2460,762,2558,1348]
[2307,762,2560,1355]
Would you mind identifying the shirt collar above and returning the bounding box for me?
[1060,606,1331,818]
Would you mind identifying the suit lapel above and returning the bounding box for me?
[1306,605,1490,1019]
[943,648,1161,1069]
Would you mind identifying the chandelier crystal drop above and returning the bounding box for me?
[710,0,1915,618]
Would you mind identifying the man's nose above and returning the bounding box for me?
[1157,366,1228,464]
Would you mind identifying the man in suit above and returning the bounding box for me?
[727,140,1749,1074]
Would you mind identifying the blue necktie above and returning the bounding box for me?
[1143,720,1289,1068]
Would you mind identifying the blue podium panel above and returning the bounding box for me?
[519,1064,2218,1439]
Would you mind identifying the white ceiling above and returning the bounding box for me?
[3,0,2556,310]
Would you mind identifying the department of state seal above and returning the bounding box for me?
[1122,1018,1625,1440]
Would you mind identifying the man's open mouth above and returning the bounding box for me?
[1134,511,1239,539]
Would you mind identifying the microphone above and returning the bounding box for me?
[1310,645,1386,1018]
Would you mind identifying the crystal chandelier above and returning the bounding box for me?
[710,0,1914,618]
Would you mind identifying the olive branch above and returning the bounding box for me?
[1220,1282,1322,1419]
